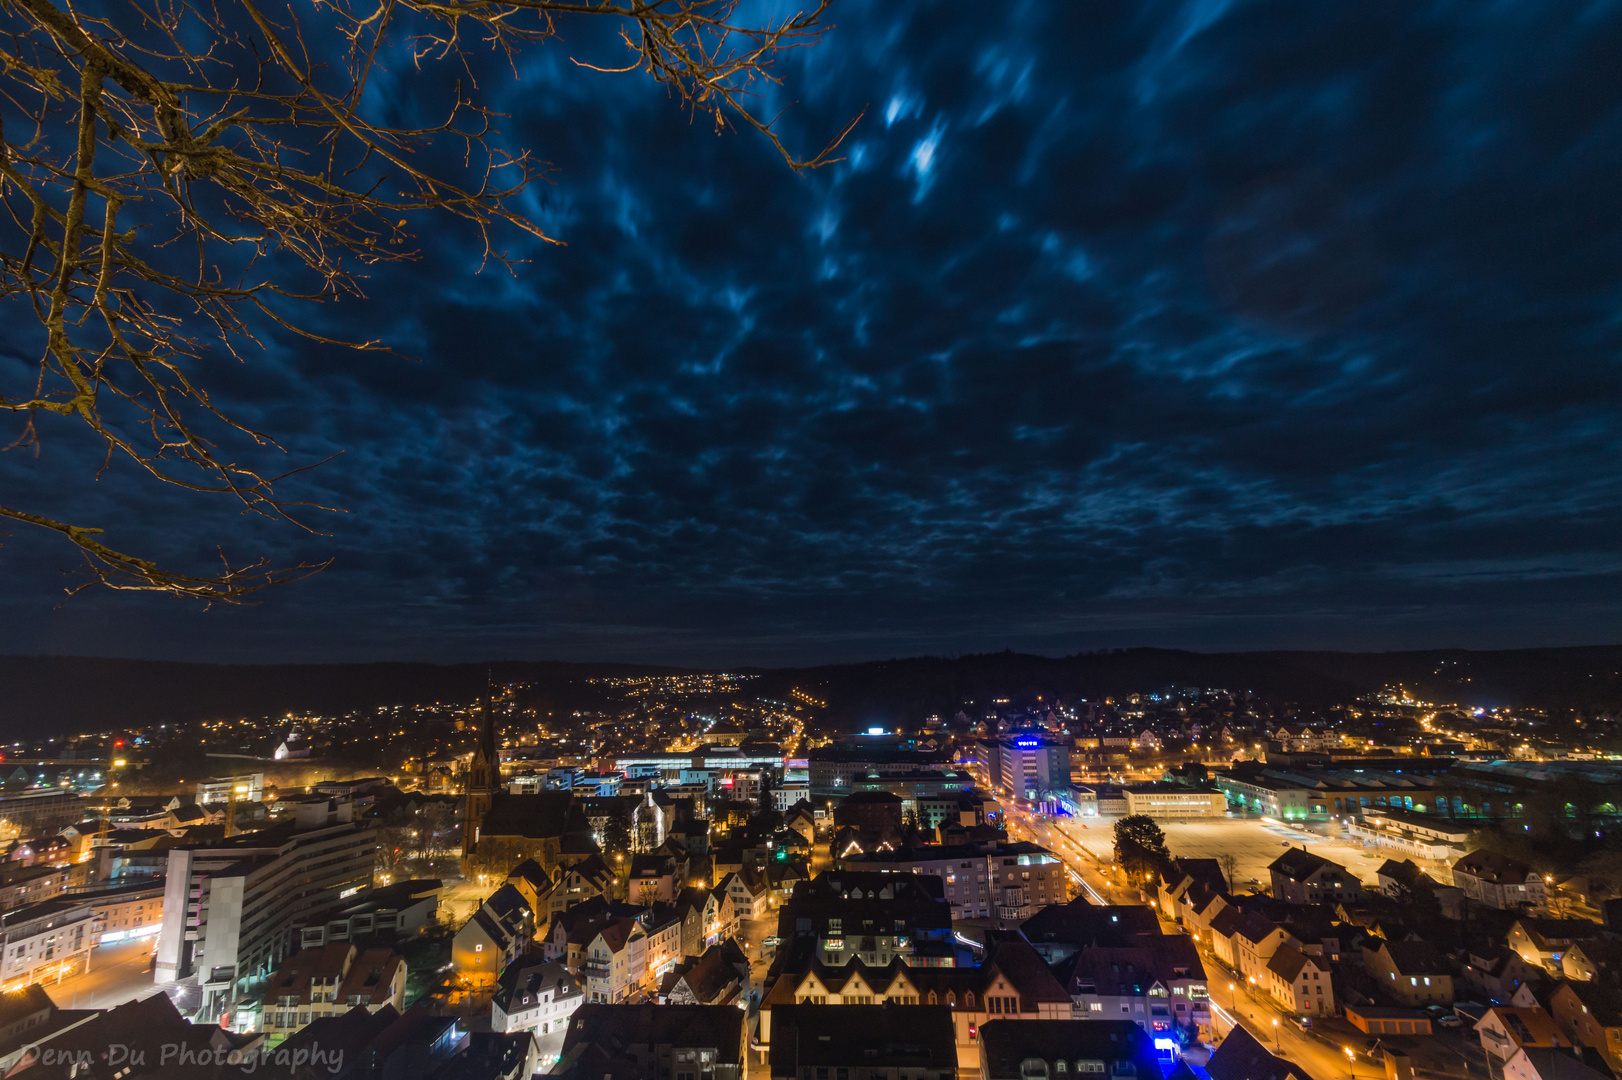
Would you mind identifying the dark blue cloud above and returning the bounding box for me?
[6,0,1622,664]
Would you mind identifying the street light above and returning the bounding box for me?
[1344,1046,1356,1079]
[1272,1018,1279,1050]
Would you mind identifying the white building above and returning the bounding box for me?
[1122,785,1226,818]
[154,797,376,1016]
[1348,809,1471,860]
[491,961,583,1038]
[0,899,94,988]
[197,773,265,805]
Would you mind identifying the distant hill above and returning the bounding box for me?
[4,645,1622,737]
[748,646,1622,729]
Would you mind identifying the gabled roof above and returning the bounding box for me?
[1269,847,1341,882]
[1377,939,1450,977]
[1206,1023,1309,1080]
[658,944,745,1005]
[1017,898,1160,948]
[493,961,580,1013]
[508,859,552,889]
[560,1004,744,1059]
[1455,849,1536,885]
[1561,981,1622,1028]
[565,853,615,886]
[977,1019,1159,1080]
[769,1004,954,1073]
[484,883,532,925]
[591,916,643,955]
[1266,943,1327,982]
[1477,1006,1562,1049]
[1509,1047,1613,1080]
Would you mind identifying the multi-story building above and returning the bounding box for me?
[293,878,441,950]
[491,960,582,1039]
[1363,940,1455,1006]
[768,1004,957,1080]
[0,898,93,988]
[1268,848,1365,905]
[197,773,265,805]
[1122,784,1226,818]
[1509,918,1602,973]
[1213,771,1330,821]
[774,870,955,969]
[558,1004,745,1080]
[1349,808,1472,860]
[154,797,376,1016]
[452,884,533,990]
[256,943,405,1042]
[580,916,647,1003]
[1454,850,1548,912]
[1550,981,1622,1075]
[72,881,164,945]
[1264,943,1334,1017]
[1065,938,1210,1037]
[807,747,952,799]
[759,939,1072,1072]
[976,737,1071,810]
[846,841,1068,924]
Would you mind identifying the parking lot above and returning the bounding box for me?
[1058,814,1388,892]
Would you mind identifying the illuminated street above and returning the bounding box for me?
[45,939,162,1011]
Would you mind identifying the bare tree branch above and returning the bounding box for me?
[0,0,848,601]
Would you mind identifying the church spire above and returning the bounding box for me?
[461,680,502,865]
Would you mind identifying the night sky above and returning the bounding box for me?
[6,0,1622,665]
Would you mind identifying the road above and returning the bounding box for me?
[46,940,163,1011]
[966,764,1405,1080]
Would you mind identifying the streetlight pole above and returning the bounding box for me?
[1272,1017,1280,1051]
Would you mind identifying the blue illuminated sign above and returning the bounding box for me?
[1016,738,1039,748]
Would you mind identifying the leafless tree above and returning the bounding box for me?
[1,0,854,601]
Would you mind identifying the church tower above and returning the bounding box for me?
[461,691,502,868]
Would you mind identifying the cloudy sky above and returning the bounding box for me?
[5,0,1622,665]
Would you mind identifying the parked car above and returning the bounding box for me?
[1437,1015,1463,1029]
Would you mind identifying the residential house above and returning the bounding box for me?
[758,939,1072,1072]
[557,854,618,909]
[580,916,647,1003]
[1204,1023,1312,1080]
[772,870,955,971]
[1213,909,1294,983]
[1156,859,1230,923]
[1363,940,1455,1007]
[490,960,582,1039]
[658,942,748,1006]
[1268,848,1364,906]
[768,1004,956,1080]
[1502,1046,1615,1080]
[977,1019,1163,1080]
[1375,858,1464,918]
[1550,981,1622,1074]
[711,884,738,943]
[553,1003,745,1080]
[1454,851,1548,912]
[453,887,533,991]
[1064,937,1211,1037]
[721,867,771,921]
[628,853,679,905]
[1565,939,1622,983]
[507,859,560,926]
[1463,946,1543,1004]
[1476,1006,1566,1063]
[1265,943,1334,1018]
[257,943,405,1041]
[641,903,685,989]
[1510,918,1604,974]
